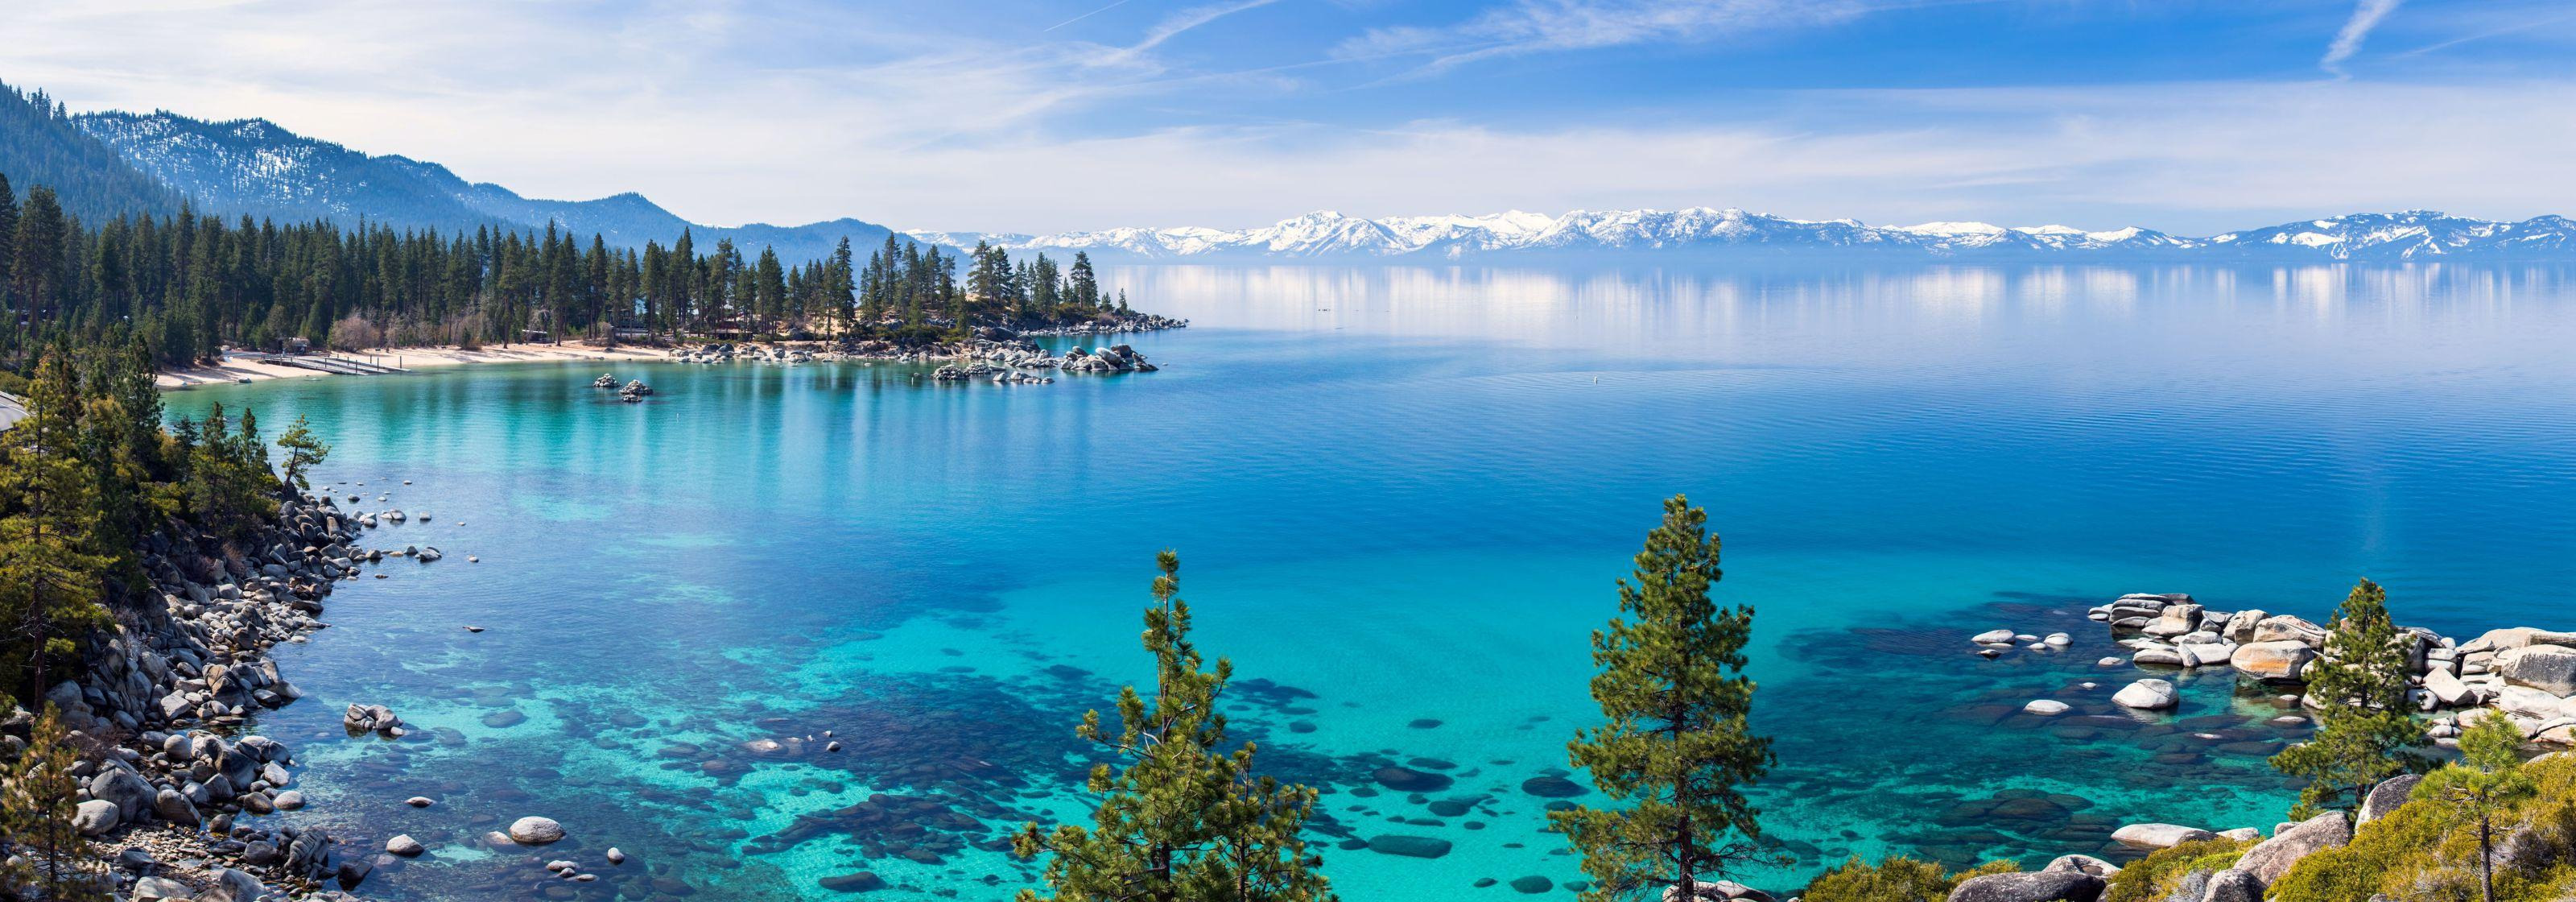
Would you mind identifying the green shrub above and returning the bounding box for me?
[1802,855,2018,902]
[2101,838,2252,902]
[2270,755,2576,902]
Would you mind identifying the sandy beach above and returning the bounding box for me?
[157,343,670,388]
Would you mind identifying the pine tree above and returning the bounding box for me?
[0,354,111,701]
[1554,495,1777,902]
[1013,550,1335,902]
[275,414,330,490]
[0,705,105,901]
[2413,710,2532,902]
[2269,577,2429,817]
[1069,252,1100,308]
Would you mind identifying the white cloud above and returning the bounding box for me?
[2322,0,2406,77]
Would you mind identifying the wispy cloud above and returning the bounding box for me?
[2321,0,2405,77]
[1045,0,1133,32]
[2394,6,2576,59]
[1335,0,1872,74]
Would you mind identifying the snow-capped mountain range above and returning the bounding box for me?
[14,81,2575,266]
[914,208,2576,262]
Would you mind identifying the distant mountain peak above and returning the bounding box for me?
[914,207,2574,262]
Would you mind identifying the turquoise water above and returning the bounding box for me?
[167,263,2576,901]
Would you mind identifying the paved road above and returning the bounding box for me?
[0,391,25,432]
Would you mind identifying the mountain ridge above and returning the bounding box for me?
[914,207,2576,263]
[68,110,912,262]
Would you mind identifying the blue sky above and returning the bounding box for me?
[10,0,2576,233]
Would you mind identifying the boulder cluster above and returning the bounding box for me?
[1058,344,1157,373]
[2093,592,2569,743]
[1015,312,1188,336]
[671,343,815,364]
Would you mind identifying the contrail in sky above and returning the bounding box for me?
[1046,0,1133,31]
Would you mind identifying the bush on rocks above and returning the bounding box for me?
[2099,838,2252,902]
[1803,854,2017,902]
[2270,755,2576,902]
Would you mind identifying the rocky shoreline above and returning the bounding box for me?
[666,336,1164,384]
[2,486,543,902]
[658,311,1184,380]
[1916,590,2576,902]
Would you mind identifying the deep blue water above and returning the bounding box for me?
[166,263,2576,901]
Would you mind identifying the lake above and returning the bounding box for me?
[165,262,2576,902]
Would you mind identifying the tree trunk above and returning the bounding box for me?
[2479,813,2494,902]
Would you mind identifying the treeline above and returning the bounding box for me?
[0,172,1137,371]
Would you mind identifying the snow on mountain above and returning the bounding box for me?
[75,110,913,262]
[931,207,2576,262]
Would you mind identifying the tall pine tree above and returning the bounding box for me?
[0,353,110,701]
[2269,577,2428,817]
[1554,495,1776,902]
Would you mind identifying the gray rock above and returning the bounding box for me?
[2224,609,2269,643]
[2359,774,2422,824]
[1947,870,2105,902]
[2198,869,2263,902]
[286,827,332,875]
[2113,679,2179,710]
[155,788,201,826]
[2236,811,2351,885]
[2252,615,2329,647]
[2133,646,2186,667]
[2502,646,2576,695]
[2112,823,2215,848]
[509,816,568,845]
[73,799,121,835]
[2231,641,2318,682]
[2462,627,2576,654]
[2424,668,2479,707]
[203,867,265,902]
[89,768,158,824]
[133,875,193,901]
[2044,854,2121,878]
[386,834,425,857]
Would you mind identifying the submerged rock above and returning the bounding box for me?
[1367,834,1453,859]
[508,816,568,845]
[820,871,887,892]
[1520,775,1587,797]
[2112,679,2178,710]
[1373,766,1453,792]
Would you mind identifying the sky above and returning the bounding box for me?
[7,0,2576,234]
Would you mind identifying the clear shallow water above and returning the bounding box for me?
[166,263,2576,901]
